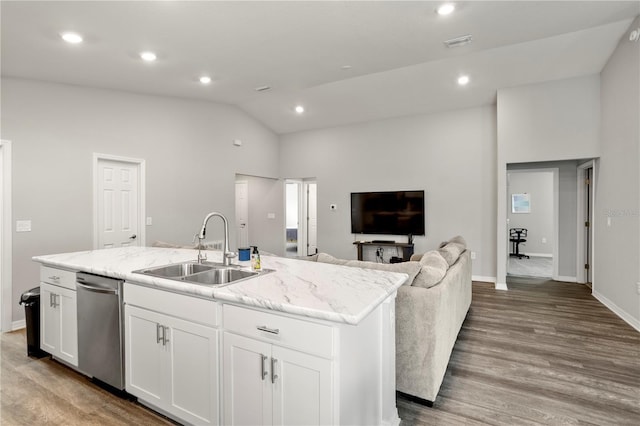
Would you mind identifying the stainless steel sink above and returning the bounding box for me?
[133,261,267,287]
[137,262,215,278]
[182,268,257,285]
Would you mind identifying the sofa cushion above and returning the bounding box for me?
[412,251,448,288]
[344,260,422,286]
[437,242,464,266]
[448,235,467,248]
[316,253,349,265]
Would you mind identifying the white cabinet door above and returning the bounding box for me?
[125,305,166,407]
[167,315,219,425]
[125,304,220,425]
[272,345,332,426]
[223,332,272,426]
[40,282,78,366]
[223,332,332,426]
[40,283,59,355]
[57,286,78,365]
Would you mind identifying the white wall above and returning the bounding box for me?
[507,171,554,255]
[1,78,280,323]
[596,16,640,328]
[280,105,497,280]
[496,75,601,287]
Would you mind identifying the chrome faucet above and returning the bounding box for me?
[197,212,236,265]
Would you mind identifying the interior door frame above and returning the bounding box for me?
[93,153,146,249]
[0,140,13,332]
[576,159,596,287]
[304,180,318,256]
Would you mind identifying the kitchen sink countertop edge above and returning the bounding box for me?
[32,246,407,325]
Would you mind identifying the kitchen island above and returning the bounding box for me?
[33,246,406,426]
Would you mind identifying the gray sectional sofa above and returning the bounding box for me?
[312,236,472,404]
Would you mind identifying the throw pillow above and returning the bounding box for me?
[448,235,467,249]
[438,242,464,266]
[344,260,422,286]
[418,250,449,270]
[316,253,349,266]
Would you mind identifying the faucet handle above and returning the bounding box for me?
[225,251,237,259]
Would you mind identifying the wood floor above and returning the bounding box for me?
[1,279,638,425]
[398,279,640,425]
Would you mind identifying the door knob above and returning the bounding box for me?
[129,234,137,240]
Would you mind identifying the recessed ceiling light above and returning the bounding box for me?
[295,105,305,114]
[61,32,83,44]
[341,65,352,70]
[436,3,455,16]
[199,76,212,84]
[457,75,470,86]
[140,51,157,62]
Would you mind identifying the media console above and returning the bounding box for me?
[353,241,414,262]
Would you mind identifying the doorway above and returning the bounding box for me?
[93,154,145,249]
[285,179,317,257]
[235,180,249,249]
[0,140,12,332]
[506,168,558,279]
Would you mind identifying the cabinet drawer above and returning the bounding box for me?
[40,266,76,290]
[124,283,219,327]
[223,304,334,359]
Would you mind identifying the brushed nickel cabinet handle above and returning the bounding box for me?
[156,323,162,344]
[257,325,280,335]
[271,358,278,384]
[261,354,268,380]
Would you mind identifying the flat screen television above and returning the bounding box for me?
[351,190,425,236]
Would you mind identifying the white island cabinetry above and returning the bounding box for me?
[39,266,78,366]
[223,304,333,425]
[124,284,219,425]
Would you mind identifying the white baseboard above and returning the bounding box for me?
[495,282,508,291]
[555,275,577,283]
[12,319,25,331]
[593,290,640,332]
[472,275,496,283]
[522,252,553,258]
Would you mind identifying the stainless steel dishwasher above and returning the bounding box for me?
[76,272,125,391]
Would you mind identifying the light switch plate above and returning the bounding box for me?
[267,213,276,219]
[146,217,153,226]
[16,220,32,232]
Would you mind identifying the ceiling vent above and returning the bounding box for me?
[444,34,473,48]
[255,85,271,92]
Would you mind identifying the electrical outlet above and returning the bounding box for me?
[471,251,476,260]
[541,237,547,244]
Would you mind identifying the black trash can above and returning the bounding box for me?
[19,287,48,358]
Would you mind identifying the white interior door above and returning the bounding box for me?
[95,155,144,249]
[235,181,249,248]
[306,182,318,255]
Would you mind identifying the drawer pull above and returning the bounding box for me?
[257,325,280,335]
[49,275,60,281]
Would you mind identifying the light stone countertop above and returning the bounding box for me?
[32,246,407,325]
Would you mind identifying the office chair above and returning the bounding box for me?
[509,228,529,259]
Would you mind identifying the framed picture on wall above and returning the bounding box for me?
[511,193,530,213]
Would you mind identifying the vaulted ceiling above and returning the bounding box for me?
[2,1,638,134]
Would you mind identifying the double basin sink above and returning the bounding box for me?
[133,261,267,287]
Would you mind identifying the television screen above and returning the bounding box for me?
[351,190,425,236]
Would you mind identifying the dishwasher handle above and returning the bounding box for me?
[76,281,119,295]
